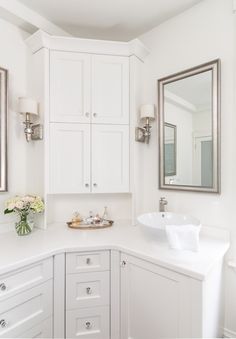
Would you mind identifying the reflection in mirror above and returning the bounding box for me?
[164,123,176,177]
[0,67,7,192]
[158,60,220,193]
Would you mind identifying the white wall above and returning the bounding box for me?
[139,0,236,334]
[0,18,30,232]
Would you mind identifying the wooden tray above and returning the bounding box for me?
[67,220,113,230]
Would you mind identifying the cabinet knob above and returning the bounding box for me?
[85,321,91,329]
[0,283,6,291]
[85,112,90,118]
[121,260,127,267]
[86,287,92,295]
[85,183,89,187]
[86,258,91,265]
[93,183,97,187]
[0,319,7,328]
[93,113,97,118]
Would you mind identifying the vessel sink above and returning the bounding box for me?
[137,212,200,231]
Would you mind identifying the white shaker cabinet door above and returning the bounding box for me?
[120,254,194,339]
[92,125,129,193]
[49,123,91,193]
[91,55,129,125]
[50,51,91,123]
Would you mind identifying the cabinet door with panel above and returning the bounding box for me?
[91,55,129,125]
[49,123,91,193]
[50,51,91,123]
[92,124,129,193]
[120,254,194,339]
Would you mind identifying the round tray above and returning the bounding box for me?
[67,220,113,230]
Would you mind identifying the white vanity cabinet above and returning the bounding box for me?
[65,251,110,339]
[0,258,53,339]
[120,253,223,339]
[50,52,129,125]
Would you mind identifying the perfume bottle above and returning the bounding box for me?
[85,210,94,224]
[102,206,108,221]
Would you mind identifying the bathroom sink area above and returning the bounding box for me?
[137,212,201,251]
[137,212,201,230]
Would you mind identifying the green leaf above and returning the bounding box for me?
[4,209,13,214]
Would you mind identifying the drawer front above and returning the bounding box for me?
[18,317,53,338]
[0,280,52,338]
[66,251,110,273]
[0,258,53,301]
[66,271,110,310]
[66,306,109,339]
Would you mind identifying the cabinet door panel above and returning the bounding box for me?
[92,55,129,124]
[50,51,90,123]
[49,123,91,193]
[92,125,129,193]
[120,254,192,339]
[18,317,52,338]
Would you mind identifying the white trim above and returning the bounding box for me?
[0,0,70,36]
[224,328,236,338]
[25,30,150,61]
[233,0,236,13]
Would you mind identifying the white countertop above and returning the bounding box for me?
[0,221,229,280]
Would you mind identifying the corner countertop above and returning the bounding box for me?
[0,221,229,280]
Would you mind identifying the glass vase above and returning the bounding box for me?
[15,214,33,236]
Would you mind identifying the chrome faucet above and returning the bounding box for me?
[159,197,168,212]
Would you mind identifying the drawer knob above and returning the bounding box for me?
[86,287,92,295]
[86,258,91,265]
[85,112,90,118]
[93,183,97,187]
[0,283,6,291]
[85,321,91,329]
[93,113,97,118]
[85,183,89,187]
[0,319,7,328]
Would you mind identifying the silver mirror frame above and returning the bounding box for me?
[158,59,220,193]
[0,67,8,192]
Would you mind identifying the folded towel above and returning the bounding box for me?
[165,224,201,252]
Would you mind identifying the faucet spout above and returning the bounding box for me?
[159,197,168,212]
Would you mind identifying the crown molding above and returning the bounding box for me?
[25,30,149,61]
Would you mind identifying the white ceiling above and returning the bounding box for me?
[18,0,203,41]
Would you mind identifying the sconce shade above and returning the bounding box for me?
[18,97,38,116]
[140,104,155,120]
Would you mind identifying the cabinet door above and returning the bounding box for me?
[120,254,192,339]
[92,125,129,193]
[50,51,91,123]
[49,123,91,193]
[91,55,129,124]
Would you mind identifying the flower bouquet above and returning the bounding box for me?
[4,195,44,236]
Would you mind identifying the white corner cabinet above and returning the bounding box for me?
[26,31,148,200]
[0,249,224,339]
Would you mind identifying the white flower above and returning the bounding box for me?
[15,201,24,210]
[22,195,35,203]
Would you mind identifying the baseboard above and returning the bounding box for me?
[224,328,236,338]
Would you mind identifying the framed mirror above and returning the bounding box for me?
[0,67,7,192]
[158,59,220,193]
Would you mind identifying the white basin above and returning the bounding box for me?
[137,212,201,230]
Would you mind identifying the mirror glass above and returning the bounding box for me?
[158,60,220,193]
[0,67,7,192]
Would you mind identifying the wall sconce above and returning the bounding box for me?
[18,97,43,142]
[135,104,155,144]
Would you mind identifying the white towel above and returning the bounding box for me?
[165,224,201,252]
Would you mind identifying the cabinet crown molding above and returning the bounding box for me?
[25,29,149,61]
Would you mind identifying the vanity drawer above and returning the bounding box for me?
[66,306,109,339]
[66,251,110,273]
[0,258,53,301]
[66,271,110,310]
[0,280,52,338]
[18,317,53,338]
